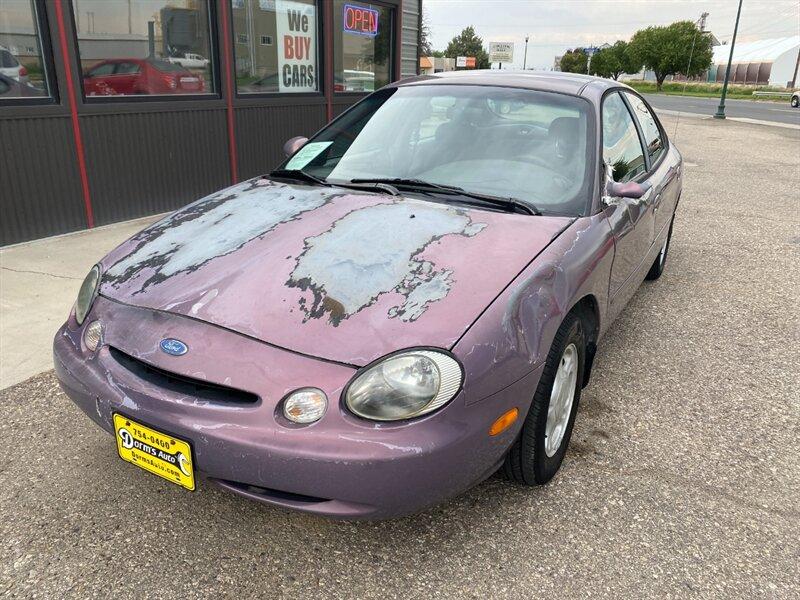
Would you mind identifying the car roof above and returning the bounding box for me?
[395,70,629,97]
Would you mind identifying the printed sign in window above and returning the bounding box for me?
[276,0,317,92]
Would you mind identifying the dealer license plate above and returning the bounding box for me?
[113,413,195,491]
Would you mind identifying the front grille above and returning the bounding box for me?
[109,346,259,404]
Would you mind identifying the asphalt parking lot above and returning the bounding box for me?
[1,114,798,598]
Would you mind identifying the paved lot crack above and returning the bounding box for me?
[0,266,81,281]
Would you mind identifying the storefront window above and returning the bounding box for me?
[72,1,215,98]
[0,0,52,99]
[231,0,318,94]
[333,1,392,93]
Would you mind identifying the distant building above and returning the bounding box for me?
[419,56,455,75]
[708,36,800,87]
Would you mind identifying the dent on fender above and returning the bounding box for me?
[456,215,614,403]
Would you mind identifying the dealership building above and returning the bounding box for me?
[0,0,421,245]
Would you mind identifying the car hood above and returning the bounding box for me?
[99,178,573,366]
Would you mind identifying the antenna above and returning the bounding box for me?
[673,14,705,142]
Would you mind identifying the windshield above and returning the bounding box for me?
[281,85,595,215]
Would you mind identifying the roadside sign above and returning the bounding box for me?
[489,42,514,64]
[456,56,476,68]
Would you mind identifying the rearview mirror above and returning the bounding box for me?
[283,136,308,157]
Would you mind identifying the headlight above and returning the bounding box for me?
[345,350,462,421]
[75,265,101,325]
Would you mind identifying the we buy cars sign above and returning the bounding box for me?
[277,0,316,92]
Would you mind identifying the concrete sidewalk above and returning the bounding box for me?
[0,215,160,389]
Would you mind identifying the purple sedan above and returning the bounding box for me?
[54,72,681,519]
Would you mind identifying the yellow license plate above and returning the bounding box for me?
[113,413,195,491]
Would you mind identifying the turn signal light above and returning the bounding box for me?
[489,408,519,436]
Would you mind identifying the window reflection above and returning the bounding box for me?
[232,0,318,94]
[72,0,214,97]
[624,92,665,165]
[0,0,51,99]
[602,92,646,183]
[333,0,391,93]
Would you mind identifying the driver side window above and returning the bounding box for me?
[602,92,646,183]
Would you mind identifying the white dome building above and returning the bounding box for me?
[709,36,800,87]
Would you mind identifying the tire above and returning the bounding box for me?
[645,216,674,281]
[792,96,799,108]
[503,311,586,485]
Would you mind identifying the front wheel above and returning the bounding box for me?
[791,96,799,108]
[503,312,585,485]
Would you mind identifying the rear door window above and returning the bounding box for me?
[624,92,665,165]
[115,62,141,75]
[88,63,116,77]
[602,92,646,182]
[0,50,19,68]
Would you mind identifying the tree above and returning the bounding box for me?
[420,9,433,56]
[431,50,445,58]
[589,41,640,80]
[444,26,490,69]
[629,21,713,91]
[560,49,588,74]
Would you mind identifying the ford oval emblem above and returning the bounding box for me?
[160,338,188,356]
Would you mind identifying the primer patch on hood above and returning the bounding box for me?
[104,179,336,293]
[287,201,486,325]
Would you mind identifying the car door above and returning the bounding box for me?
[601,91,655,315]
[113,61,142,95]
[623,91,681,239]
[83,62,117,95]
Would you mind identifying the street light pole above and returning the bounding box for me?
[715,0,743,119]
[523,36,529,70]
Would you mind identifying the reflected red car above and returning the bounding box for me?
[83,58,205,96]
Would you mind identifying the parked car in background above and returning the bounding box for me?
[166,53,210,69]
[82,58,205,96]
[791,91,799,108]
[54,71,682,519]
[0,46,28,83]
[0,73,43,97]
[334,69,376,92]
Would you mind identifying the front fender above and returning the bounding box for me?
[452,215,615,403]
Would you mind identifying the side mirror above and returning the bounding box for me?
[607,180,651,200]
[283,136,308,157]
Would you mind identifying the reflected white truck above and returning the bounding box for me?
[166,53,210,69]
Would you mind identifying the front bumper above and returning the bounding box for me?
[54,297,541,519]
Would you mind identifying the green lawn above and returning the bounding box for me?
[625,80,791,102]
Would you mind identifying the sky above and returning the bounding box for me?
[424,0,800,69]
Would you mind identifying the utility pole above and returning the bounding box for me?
[523,36,529,70]
[715,0,743,119]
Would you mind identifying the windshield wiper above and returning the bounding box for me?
[268,169,331,186]
[349,178,540,215]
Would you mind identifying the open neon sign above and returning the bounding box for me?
[343,4,379,37]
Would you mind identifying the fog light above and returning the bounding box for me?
[283,388,327,424]
[83,320,103,352]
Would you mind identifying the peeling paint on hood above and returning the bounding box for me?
[100,178,573,366]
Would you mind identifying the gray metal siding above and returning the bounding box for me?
[401,0,420,78]
[0,116,88,245]
[235,103,327,179]
[79,108,230,226]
